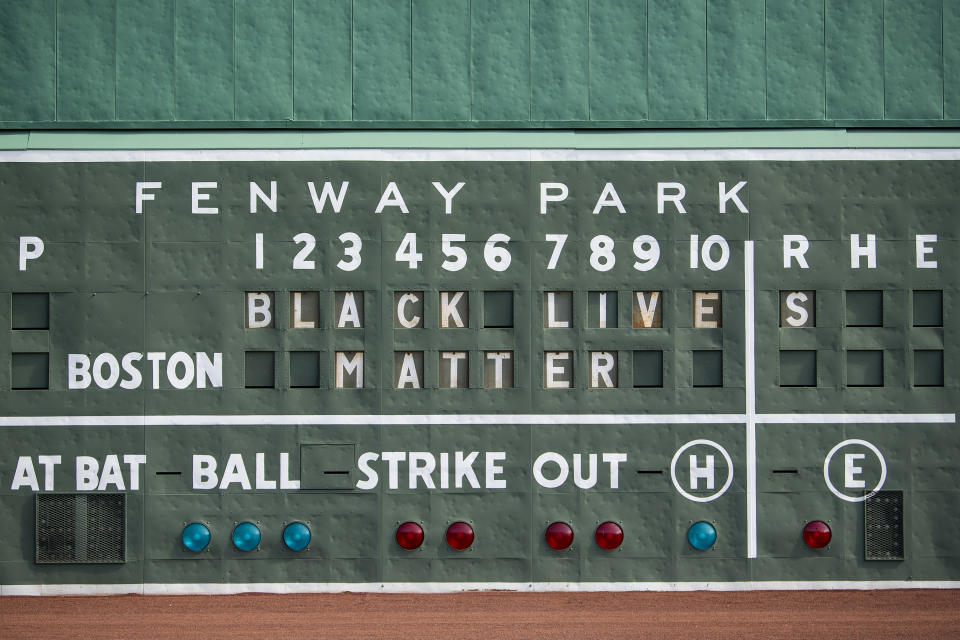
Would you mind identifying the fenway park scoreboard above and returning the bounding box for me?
[0,148,956,593]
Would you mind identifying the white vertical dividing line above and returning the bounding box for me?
[745,240,758,559]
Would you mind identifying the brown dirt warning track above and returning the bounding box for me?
[3,590,959,639]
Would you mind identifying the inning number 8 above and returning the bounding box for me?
[589,235,615,272]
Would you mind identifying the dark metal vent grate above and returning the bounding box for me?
[36,494,126,564]
[864,490,904,561]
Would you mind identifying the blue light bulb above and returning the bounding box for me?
[283,522,311,551]
[182,522,211,552]
[687,521,717,551]
[232,522,261,551]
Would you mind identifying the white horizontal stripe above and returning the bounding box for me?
[0,414,748,427]
[4,581,960,596]
[0,413,954,427]
[1,148,960,163]
[756,413,956,424]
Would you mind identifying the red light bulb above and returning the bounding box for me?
[445,521,475,550]
[545,522,574,550]
[802,520,832,549]
[594,521,623,550]
[395,522,424,550]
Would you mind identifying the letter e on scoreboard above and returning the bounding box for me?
[693,292,722,328]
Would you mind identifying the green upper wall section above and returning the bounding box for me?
[1,0,959,129]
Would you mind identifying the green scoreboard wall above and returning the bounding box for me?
[0,145,956,591]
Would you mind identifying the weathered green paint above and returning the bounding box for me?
[0,152,956,586]
[3,0,960,128]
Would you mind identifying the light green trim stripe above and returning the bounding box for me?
[2,130,960,150]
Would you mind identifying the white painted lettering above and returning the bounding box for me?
[486,452,507,489]
[783,234,810,268]
[75,456,99,491]
[540,182,569,214]
[123,454,146,491]
[593,182,626,214]
[534,452,569,488]
[382,452,406,489]
[690,454,715,490]
[219,453,252,490]
[255,452,277,489]
[11,456,39,491]
[355,452,379,490]
[193,454,218,490]
[308,181,349,213]
[718,181,748,213]
[68,354,92,389]
[120,352,143,390]
[603,453,627,489]
[18,236,44,271]
[408,452,436,489]
[375,182,409,213]
[573,453,598,489]
[850,234,877,269]
[191,182,218,214]
[657,182,686,214]
[93,353,120,389]
[135,181,162,214]
[432,181,465,214]
[38,455,62,491]
[97,454,125,491]
[916,234,938,268]
[166,352,195,390]
[249,181,277,213]
[844,453,865,489]
[455,451,480,489]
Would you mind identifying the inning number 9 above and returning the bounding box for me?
[632,235,660,271]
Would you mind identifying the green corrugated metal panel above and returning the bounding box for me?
[2,0,959,128]
[0,0,56,122]
[236,0,293,121]
[412,0,470,121]
[293,0,352,121]
[57,0,116,122]
[707,0,765,121]
[588,0,647,121]
[117,0,175,121]
[947,0,960,119]
[175,0,235,121]
[825,0,883,121]
[471,0,530,122]
[884,0,943,119]
[766,0,824,120]
[531,0,589,121]
[648,0,707,122]
[354,0,412,121]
